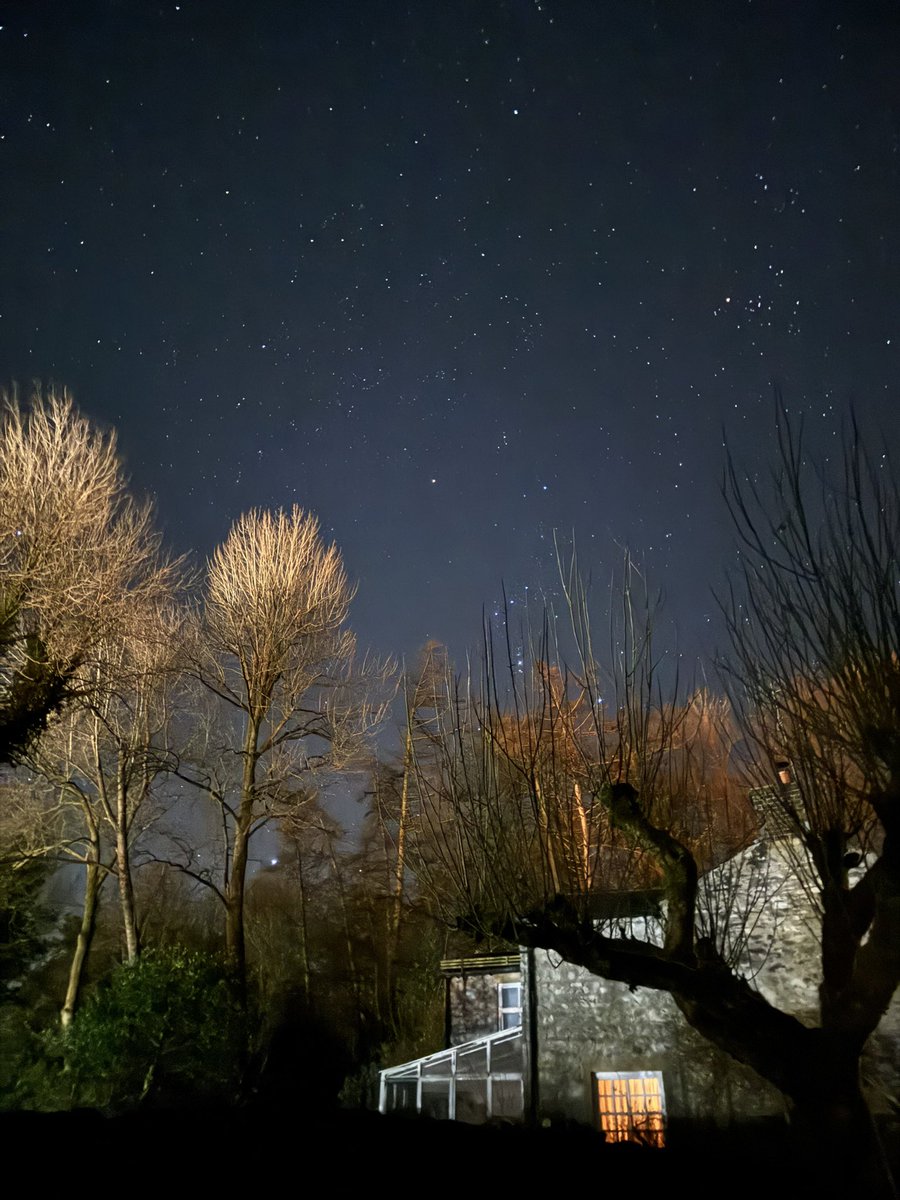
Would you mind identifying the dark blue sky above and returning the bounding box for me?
[2,0,897,668]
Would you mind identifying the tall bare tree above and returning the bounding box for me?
[0,387,183,1021]
[718,410,900,1188]
[377,642,449,985]
[192,506,386,982]
[29,593,185,1006]
[416,437,900,1200]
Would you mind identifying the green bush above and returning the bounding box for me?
[49,947,245,1112]
[0,855,52,984]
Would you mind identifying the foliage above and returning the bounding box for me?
[0,854,52,985]
[243,802,447,1107]
[20,948,245,1112]
[0,386,174,763]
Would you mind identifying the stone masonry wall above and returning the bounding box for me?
[529,836,900,1130]
[448,969,521,1046]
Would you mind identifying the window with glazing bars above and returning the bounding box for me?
[593,1071,666,1148]
[497,982,522,1029]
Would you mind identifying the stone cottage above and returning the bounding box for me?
[378,831,900,1146]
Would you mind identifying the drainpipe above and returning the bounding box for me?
[444,974,452,1048]
[526,946,540,1123]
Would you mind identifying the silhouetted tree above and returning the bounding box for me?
[417,412,900,1197]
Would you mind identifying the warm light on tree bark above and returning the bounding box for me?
[0,386,173,762]
[194,505,387,983]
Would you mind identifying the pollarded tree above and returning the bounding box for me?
[0,386,169,762]
[416,603,749,932]
[192,506,386,982]
[415,419,900,1199]
[718,410,900,1186]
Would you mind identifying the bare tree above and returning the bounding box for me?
[416,460,899,1200]
[34,594,183,927]
[22,592,184,1025]
[0,749,115,1027]
[190,506,388,982]
[370,641,450,1005]
[719,409,900,1187]
[247,801,340,1013]
[0,386,169,762]
[0,387,183,1021]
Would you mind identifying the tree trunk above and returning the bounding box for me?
[294,842,312,1009]
[676,979,896,1197]
[225,717,259,986]
[390,733,411,958]
[516,907,896,1198]
[225,814,251,983]
[115,760,140,961]
[384,728,413,1020]
[61,850,103,1027]
[573,781,591,887]
[327,833,362,1045]
[533,777,561,893]
[788,1070,896,1199]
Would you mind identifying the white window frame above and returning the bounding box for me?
[497,981,522,1029]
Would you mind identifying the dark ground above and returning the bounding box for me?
[1,1106,819,1197]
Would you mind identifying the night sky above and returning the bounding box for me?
[2,0,898,668]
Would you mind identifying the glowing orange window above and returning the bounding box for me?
[593,1071,666,1148]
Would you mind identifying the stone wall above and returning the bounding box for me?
[527,947,782,1130]
[448,968,521,1045]
[527,836,900,1131]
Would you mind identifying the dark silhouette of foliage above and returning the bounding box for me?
[47,948,244,1111]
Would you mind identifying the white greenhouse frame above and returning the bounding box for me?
[378,1025,524,1122]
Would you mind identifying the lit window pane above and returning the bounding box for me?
[594,1071,666,1148]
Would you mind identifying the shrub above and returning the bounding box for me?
[56,947,245,1111]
